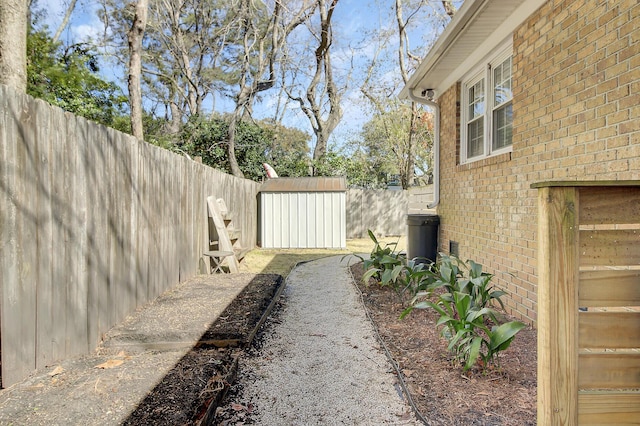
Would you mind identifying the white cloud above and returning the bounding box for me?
[72,21,102,43]
[36,0,104,44]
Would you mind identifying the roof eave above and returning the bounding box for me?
[400,0,546,102]
[399,0,488,101]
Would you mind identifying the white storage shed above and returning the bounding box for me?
[258,177,347,249]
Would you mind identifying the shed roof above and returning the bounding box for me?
[259,177,346,193]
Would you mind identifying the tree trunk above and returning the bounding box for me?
[227,111,245,178]
[306,0,342,169]
[0,0,28,92]
[127,0,149,140]
[167,101,182,137]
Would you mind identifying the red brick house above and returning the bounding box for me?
[401,0,639,323]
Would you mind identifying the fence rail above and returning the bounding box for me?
[533,181,640,425]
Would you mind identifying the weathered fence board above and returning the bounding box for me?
[346,188,409,239]
[0,85,259,387]
[1,90,39,386]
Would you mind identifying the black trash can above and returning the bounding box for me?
[406,214,440,264]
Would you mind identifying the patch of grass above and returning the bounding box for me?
[239,236,407,278]
[347,235,407,255]
[239,249,347,277]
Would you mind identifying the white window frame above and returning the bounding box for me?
[460,42,513,164]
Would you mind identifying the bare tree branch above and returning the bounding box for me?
[52,0,78,43]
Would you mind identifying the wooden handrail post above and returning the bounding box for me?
[536,186,579,425]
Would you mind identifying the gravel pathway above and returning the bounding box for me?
[234,255,421,425]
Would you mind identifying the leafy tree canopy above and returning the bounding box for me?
[26,28,127,127]
[180,115,312,182]
[360,104,434,187]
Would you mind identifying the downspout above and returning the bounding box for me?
[407,88,440,209]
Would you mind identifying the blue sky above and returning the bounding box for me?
[38,0,460,149]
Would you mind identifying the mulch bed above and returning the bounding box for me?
[350,261,537,426]
[123,348,239,425]
[202,274,284,346]
[123,273,284,426]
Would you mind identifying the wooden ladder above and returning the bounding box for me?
[205,196,245,273]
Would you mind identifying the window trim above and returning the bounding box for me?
[460,41,513,164]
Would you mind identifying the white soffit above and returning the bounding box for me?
[400,0,546,100]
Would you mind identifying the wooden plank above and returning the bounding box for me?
[6,91,39,387]
[133,142,149,306]
[48,105,72,364]
[72,115,91,354]
[537,186,580,425]
[579,391,640,424]
[111,129,134,326]
[0,86,38,387]
[106,128,119,332]
[206,196,239,272]
[580,270,640,307]
[579,186,640,225]
[579,312,640,349]
[580,229,640,266]
[0,86,10,387]
[80,115,109,353]
[346,188,362,239]
[579,353,640,389]
[32,99,55,370]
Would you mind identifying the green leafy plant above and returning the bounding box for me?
[402,254,525,371]
[359,230,405,286]
[393,258,435,298]
[356,230,436,298]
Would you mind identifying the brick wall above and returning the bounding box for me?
[436,0,640,324]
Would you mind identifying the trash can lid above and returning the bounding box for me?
[406,214,440,225]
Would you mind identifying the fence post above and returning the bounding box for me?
[536,185,579,425]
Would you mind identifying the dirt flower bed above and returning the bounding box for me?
[123,274,284,426]
[350,261,537,426]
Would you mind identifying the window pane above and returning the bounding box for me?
[468,79,484,119]
[468,118,484,157]
[493,102,512,150]
[494,57,512,106]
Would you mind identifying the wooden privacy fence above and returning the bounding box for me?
[346,186,435,239]
[533,181,640,425]
[0,85,259,387]
[346,189,407,238]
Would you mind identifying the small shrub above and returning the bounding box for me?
[359,230,405,287]
[357,230,436,298]
[402,254,525,371]
[393,258,435,299]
